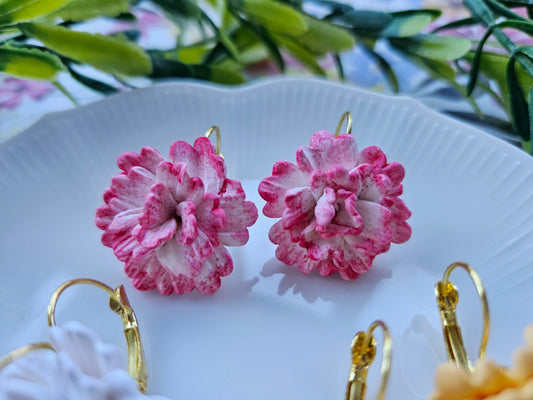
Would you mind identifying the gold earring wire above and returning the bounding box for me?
[47,278,148,393]
[0,342,54,371]
[205,126,224,158]
[434,262,490,372]
[346,320,392,400]
[335,111,353,137]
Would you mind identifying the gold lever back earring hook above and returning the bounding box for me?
[47,278,148,393]
[346,320,392,400]
[335,111,353,137]
[0,342,54,371]
[434,262,490,372]
[205,125,224,158]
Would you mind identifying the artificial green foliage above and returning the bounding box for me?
[0,0,532,153]
[0,0,71,25]
[49,0,131,21]
[0,45,64,80]
[20,23,152,76]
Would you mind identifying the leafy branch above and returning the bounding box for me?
[0,0,532,153]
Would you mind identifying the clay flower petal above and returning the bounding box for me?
[0,321,168,400]
[430,324,533,400]
[97,136,257,295]
[259,130,411,279]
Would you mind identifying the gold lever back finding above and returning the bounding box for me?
[335,111,353,137]
[346,320,392,400]
[205,125,224,158]
[47,278,148,393]
[0,342,54,371]
[434,262,490,372]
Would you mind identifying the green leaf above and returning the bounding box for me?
[484,0,528,21]
[201,12,240,62]
[333,53,344,80]
[507,53,530,140]
[329,10,392,33]
[414,57,456,81]
[381,10,441,37]
[524,140,532,153]
[150,56,244,84]
[151,0,201,19]
[291,14,355,54]
[177,45,211,64]
[499,0,533,4]
[431,17,477,33]
[390,34,471,61]
[20,22,151,76]
[0,0,71,25]
[49,0,131,21]
[228,0,307,35]
[361,44,399,92]
[67,64,118,94]
[464,0,516,50]
[0,44,64,79]
[468,19,533,95]
[529,85,533,153]
[275,34,326,75]
[237,16,284,71]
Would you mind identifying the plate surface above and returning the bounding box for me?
[1,78,533,399]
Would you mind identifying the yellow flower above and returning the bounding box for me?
[430,325,533,400]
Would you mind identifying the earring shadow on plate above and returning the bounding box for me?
[260,257,393,304]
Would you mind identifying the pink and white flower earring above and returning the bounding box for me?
[258,112,412,280]
[96,126,258,295]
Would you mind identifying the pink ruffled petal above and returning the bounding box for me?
[218,179,258,240]
[183,230,214,270]
[315,187,336,231]
[176,201,198,245]
[156,238,194,277]
[196,193,226,245]
[259,161,307,218]
[281,187,315,241]
[107,209,142,235]
[117,146,164,174]
[138,183,176,229]
[110,167,155,209]
[358,146,387,168]
[383,161,405,187]
[297,131,358,173]
[135,218,177,250]
[193,137,226,194]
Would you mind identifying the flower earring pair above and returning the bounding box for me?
[96,112,412,296]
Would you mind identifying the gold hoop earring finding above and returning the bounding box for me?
[205,125,224,158]
[346,320,392,400]
[435,262,490,372]
[0,342,54,371]
[335,111,353,137]
[47,278,148,392]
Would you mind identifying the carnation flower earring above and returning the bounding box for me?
[96,126,258,295]
[259,112,412,280]
[0,278,168,399]
[346,320,392,400]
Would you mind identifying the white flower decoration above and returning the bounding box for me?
[0,321,169,400]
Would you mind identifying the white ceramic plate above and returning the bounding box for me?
[1,78,532,399]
